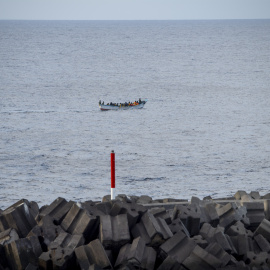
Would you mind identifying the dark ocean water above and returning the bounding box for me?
[0,20,270,209]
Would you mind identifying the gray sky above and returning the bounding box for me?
[0,0,270,20]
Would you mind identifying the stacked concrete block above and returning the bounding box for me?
[0,228,19,245]
[109,200,147,228]
[254,234,270,253]
[61,203,99,242]
[4,236,42,270]
[99,214,130,249]
[226,220,253,237]
[199,221,239,254]
[39,197,74,225]
[254,219,270,241]
[159,231,197,264]
[205,242,231,267]
[38,233,85,269]
[169,218,190,237]
[148,207,171,225]
[28,215,65,249]
[172,203,201,236]
[157,256,182,270]
[75,239,112,269]
[182,245,223,270]
[115,237,156,269]
[0,201,37,238]
[2,192,270,269]
[241,201,265,231]
[216,202,248,230]
[244,251,270,269]
[138,212,173,247]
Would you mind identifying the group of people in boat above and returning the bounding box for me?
[99,98,144,107]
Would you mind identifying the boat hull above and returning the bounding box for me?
[99,101,147,111]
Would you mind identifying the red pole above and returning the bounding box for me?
[111,150,115,199]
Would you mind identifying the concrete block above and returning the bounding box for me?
[229,235,253,256]
[141,212,173,247]
[191,235,208,248]
[226,221,253,237]
[115,237,156,270]
[115,194,131,203]
[131,222,151,245]
[157,256,183,270]
[4,236,42,270]
[199,223,224,241]
[182,245,223,270]
[81,201,106,217]
[199,223,234,253]
[137,195,153,204]
[169,218,190,237]
[254,234,270,253]
[48,232,84,251]
[241,201,265,230]
[39,247,76,270]
[244,251,270,268]
[264,200,270,220]
[148,207,171,224]
[205,242,231,267]
[110,201,147,228]
[61,204,99,242]
[254,219,270,241]
[234,190,248,200]
[216,202,247,229]
[28,215,65,249]
[172,203,201,236]
[0,228,19,245]
[95,202,112,215]
[4,199,39,221]
[159,230,196,263]
[202,203,219,227]
[0,201,37,238]
[39,197,74,225]
[75,239,112,269]
[250,191,261,200]
[100,214,130,249]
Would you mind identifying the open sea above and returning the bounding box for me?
[0,20,270,209]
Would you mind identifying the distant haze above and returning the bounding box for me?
[0,0,270,20]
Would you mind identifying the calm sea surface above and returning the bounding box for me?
[0,20,270,209]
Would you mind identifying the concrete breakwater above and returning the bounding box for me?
[1,191,270,269]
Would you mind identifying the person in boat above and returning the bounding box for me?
[139,98,141,104]
[102,101,104,105]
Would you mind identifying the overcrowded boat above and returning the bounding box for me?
[99,99,147,111]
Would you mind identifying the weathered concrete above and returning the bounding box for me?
[61,203,99,242]
[0,201,37,238]
[0,228,19,245]
[109,200,147,228]
[39,197,74,225]
[115,237,156,270]
[2,192,270,269]
[140,211,173,247]
[4,236,42,270]
[28,215,65,250]
[99,214,130,249]
[159,231,197,264]
[172,203,201,236]
[75,239,112,269]
[254,218,270,241]
[182,245,223,270]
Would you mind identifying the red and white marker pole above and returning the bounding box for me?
[111,150,115,200]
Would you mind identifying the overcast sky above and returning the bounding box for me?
[0,0,270,20]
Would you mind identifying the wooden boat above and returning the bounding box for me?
[99,99,147,111]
